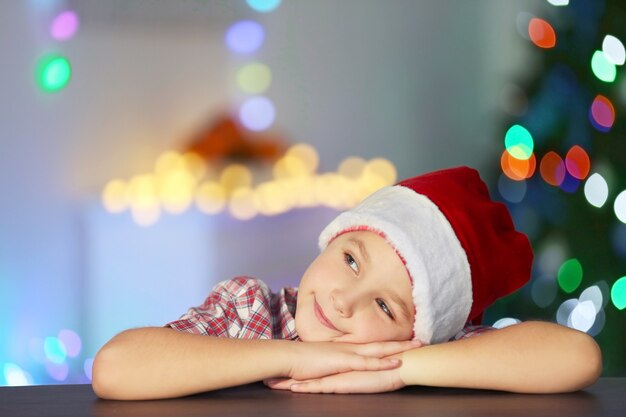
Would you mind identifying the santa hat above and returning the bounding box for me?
[318,166,533,344]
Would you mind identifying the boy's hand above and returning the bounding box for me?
[283,340,421,383]
[264,363,405,394]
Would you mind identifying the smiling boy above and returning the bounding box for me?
[92,167,602,400]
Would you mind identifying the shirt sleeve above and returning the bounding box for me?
[450,324,496,341]
[166,277,274,338]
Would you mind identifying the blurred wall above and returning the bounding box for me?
[0,0,539,384]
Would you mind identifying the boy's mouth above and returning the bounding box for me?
[314,299,339,331]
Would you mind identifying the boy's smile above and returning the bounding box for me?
[295,230,415,343]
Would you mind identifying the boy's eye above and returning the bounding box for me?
[344,253,359,273]
[376,298,395,320]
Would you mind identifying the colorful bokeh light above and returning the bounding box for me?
[589,94,615,132]
[584,173,609,208]
[239,96,276,131]
[501,150,536,181]
[58,329,81,358]
[528,18,556,49]
[614,190,626,223]
[36,55,71,92]
[557,258,583,293]
[225,21,265,54]
[591,50,617,82]
[611,277,626,310]
[602,35,625,65]
[237,62,272,94]
[564,145,590,180]
[246,0,282,13]
[539,151,566,186]
[43,337,67,364]
[497,174,527,203]
[504,124,534,160]
[50,10,79,41]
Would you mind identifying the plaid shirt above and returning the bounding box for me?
[167,276,494,342]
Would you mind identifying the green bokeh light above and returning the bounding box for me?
[591,50,617,83]
[611,276,626,310]
[504,124,534,160]
[557,258,583,294]
[36,55,71,92]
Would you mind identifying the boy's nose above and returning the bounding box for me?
[330,288,364,318]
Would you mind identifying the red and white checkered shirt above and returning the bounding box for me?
[167,276,494,342]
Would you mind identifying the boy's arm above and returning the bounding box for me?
[91,326,417,400]
[266,321,602,394]
[399,320,602,393]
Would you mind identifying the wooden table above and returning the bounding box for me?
[1,378,624,417]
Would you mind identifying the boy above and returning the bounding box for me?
[92,166,602,400]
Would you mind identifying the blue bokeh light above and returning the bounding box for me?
[246,0,281,13]
[225,20,265,54]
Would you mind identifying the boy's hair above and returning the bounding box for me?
[319,166,533,344]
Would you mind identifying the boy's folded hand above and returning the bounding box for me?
[285,339,422,382]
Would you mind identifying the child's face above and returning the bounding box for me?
[296,230,415,343]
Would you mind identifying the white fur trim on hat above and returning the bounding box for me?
[318,185,472,344]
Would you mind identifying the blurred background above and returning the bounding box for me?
[1,0,624,386]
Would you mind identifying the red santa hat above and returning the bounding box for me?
[318,166,533,344]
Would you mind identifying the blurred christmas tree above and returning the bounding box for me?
[486,0,626,376]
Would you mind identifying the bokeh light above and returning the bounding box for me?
[546,0,569,5]
[228,187,258,220]
[579,285,603,312]
[364,158,397,185]
[225,20,265,54]
[602,35,625,65]
[589,94,615,132]
[591,50,617,82]
[285,143,319,175]
[45,361,69,382]
[196,181,227,214]
[36,55,71,92]
[50,10,79,41]
[564,145,590,179]
[612,276,626,310]
[531,276,558,308]
[539,151,566,186]
[237,62,272,94]
[557,258,583,293]
[569,300,596,332]
[338,157,367,179]
[556,298,578,326]
[614,190,626,223]
[246,0,282,13]
[84,358,94,381]
[492,317,521,328]
[219,164,252,194]
[3,363,32,386]
[239,96,275,131]
[102,179,128,213]
[504,124,534,160]
[528,18,556,48]
[58,329,81,358]
[497,174,527,203]
[584,173,609,208]
[43,337,67,364]
[128,175,161,227]
[501,150,536,180]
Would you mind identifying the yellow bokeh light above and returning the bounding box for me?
[196,181,226,214]
[254,181,291,215]
[102,179,129,213]
[182,152,207,180]
[273,155,309,180]
[236,62,272,94]
[286,143,319,175]
[228,187,258,220]
[131,203,161,227]
[155,151,185,175]
[157,170,196,214]
[357,170,388,200]
[128,175,158,204]
[338,156,367,179]
[292,176,317,208]
[363,158,397,185]
[220,164,253,194]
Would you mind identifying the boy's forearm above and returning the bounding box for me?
[92,327,294,400]
[398,321,602,393]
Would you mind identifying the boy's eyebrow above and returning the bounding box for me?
[349,237,370,265]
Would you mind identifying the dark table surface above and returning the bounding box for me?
[1,378,625,417]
